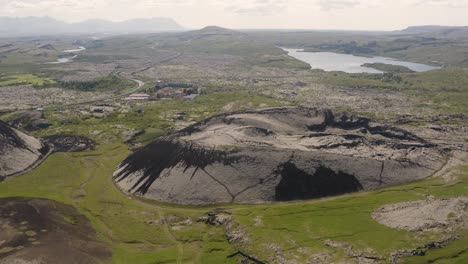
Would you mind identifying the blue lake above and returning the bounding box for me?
[283,48,441,73]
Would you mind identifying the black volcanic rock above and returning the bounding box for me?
[43,134,96,152]
[114,107,446,205]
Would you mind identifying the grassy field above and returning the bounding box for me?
[319,68,468,115]
[232,166,468,263]
[0,90,467,263]
[0,144,237,264]
[33,91,289,144]
[0,74,56,87]
[0,144,466,263]
[1,30,467,263]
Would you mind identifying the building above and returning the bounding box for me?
[123,93,150,101]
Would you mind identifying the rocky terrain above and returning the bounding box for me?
[0,87,110,111]
[114,107,446,204]
[0,197,111,264]
[43,135,96,152]
[373,197,468,232]
[0,120,97,180]
[0,121,49,180]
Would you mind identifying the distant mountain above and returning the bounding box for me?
[0,16,184,37]
[400,25,456,34]
[397,25,468,39]
[75,18,184,33]
[191,26,241,36]
[178,26,243,41]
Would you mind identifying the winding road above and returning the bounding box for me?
[48,44,182,110]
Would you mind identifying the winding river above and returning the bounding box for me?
[45,46,86,64]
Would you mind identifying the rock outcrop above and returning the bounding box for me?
[44,134,96,152]
[114,107,446,205]
[0,120,49,180]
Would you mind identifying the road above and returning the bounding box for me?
[49,47,182,110]
[47,75,145,110]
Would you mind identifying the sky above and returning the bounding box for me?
[0,0,467,30]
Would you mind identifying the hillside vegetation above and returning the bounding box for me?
[320,68,468,114]
[58,76,134,92]
[250,30,468,67]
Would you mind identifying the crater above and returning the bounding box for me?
[0,120,49,180]
[113,107,446,205]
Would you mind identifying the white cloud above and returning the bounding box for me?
[408,0,468,8]
[0,0,467,29]
[316,0,360,11]
[226,0,288,15]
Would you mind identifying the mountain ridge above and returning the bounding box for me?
[0,16,185,36]
[396,25,468,39]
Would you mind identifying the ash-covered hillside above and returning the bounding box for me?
[0,121,49,180]
[114,107,446,205]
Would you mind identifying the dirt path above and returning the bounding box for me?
[98,156,187,262]
[158,210,185,264]
[430,150,468,182]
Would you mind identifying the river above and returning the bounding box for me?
[45,46,86,64]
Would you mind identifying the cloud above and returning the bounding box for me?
[0,0,467,29]
[316,0,360,11]
[408,0,467,8]
[5,1,36,9]
[2,0,96,11]
[225,0,288,15]
[138,0,195,6]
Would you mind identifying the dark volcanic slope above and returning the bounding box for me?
[0,121,49,180]
[114,107,446,205]
[0,197,111,264]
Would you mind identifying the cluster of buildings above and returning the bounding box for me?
[122,82,200,102]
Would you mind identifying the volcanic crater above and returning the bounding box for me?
[114,107,446,205]
[0,120,49,180]
[1,120,96,180]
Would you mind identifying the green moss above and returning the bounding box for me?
[362,63,415,73]
[0,74,55,87]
